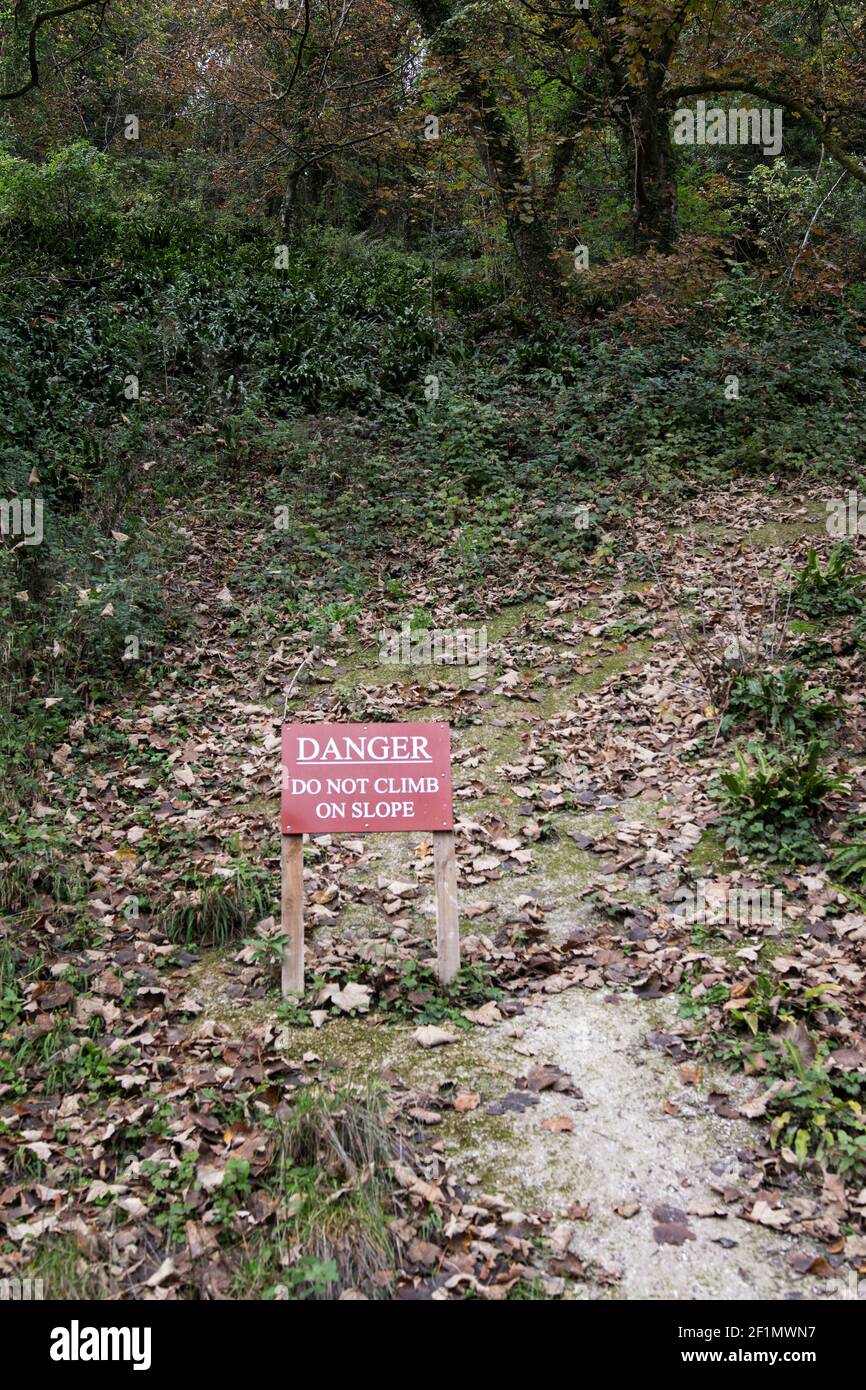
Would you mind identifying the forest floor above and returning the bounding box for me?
[3,476,865,1300]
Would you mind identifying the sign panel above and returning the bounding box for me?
[281,722,453,834]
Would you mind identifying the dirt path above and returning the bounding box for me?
[15,480,863,1299]
[205,990,831,1300]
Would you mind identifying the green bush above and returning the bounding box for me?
[790,544,865,618]
[767,1044,866,1178]
[713,739,848,865]
[830,817,866,896]
[157,863,273,948]
[721,668,837,740]
[0,141,118,253]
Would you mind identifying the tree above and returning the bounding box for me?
[0,0,108,101]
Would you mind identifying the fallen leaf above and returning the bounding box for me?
[330,982,372,1013]
[145,1257,176,1287]
[413,1025,457,1048]
[453,1091,481,1113]
[749,1200,791,1230]
[653,1222,695,1245]
[462,1001,502,1026]
[542,1115,574,1133]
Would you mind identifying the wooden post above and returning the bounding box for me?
[433,829,460,984]
[281,833,305,998]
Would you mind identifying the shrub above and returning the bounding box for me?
[0,142,118,254]
[790,544,865,618]
[157,864,273,948]
[0,937,25,1027]
[721,668,837,740]
[253,1086,400,1299]
[767,1045,866,1178]
[0,820,84,912]
[830,817,866,895]
[713,739,848,864]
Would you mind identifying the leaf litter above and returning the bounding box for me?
[2,480,865,1299]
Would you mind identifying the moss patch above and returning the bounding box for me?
[688,828,728,872]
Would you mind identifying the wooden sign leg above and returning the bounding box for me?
[281,833,305,998]
[433,830,460,984]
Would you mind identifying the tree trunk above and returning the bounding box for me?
[629,92,678,254]
[592,3,681,254]
[410,0,561,305]
[461,70,561,302]
[279,168,302,245]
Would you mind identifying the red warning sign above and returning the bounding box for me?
[281,722,453,834]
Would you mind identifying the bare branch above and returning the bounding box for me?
[666,76,866,187]
[0,0,105,101]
